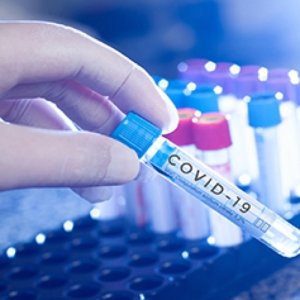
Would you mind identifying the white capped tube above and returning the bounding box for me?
[165,108,210,240]
[193,113,243,246]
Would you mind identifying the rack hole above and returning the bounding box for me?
[45,230,70,243]
[98,267,130,282]
[3,290,37,300]
[36,274,68,289]
[15,243,40,257]
[188,244,219,259]
[0,279,7,293]
[128,252,158,267]
[0,256,9,269]
[101,291,135,300]
[98,245,127,259]
[99,224,125,237]
[70,237,98,251]
[8,265,39,280]
[67,258,99,274]
[65,283,100,298]
[73,217,98,231]
[127,231,154,245]
[158,260,191,275]
[156,238,185,252]
[39,251,68,265]
[129,275,163,291]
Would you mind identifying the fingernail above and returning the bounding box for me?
[73,186,113,203]
[106,142,139,184]
[156,87,179,134]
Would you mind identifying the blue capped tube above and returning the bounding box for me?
[248,93,286,214]
[111,112,300,257]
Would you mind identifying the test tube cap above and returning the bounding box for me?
[164,108,199,146]
[177,58,211,84]
[192,112,232,150]
[205,62,239,95]
[185,85,219,113]
[266,75,296,102]
[248,92,281,128]
[111,112,162,158]
[235,66,267,98]
[165,79,188,108]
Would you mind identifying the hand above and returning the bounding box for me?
[0,21,178,202]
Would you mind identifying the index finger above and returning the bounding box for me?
[0,21,178,133]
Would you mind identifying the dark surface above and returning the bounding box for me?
[1,189,300,299]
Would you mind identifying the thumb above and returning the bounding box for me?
[0,122,139,190]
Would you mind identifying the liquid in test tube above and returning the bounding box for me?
[111,112,300,258]
[248,92,286,215]
[164,108,210,240]
[192,113,243,246]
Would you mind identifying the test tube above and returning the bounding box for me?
[192,113,243,246]
[248,92,286,214]
[232,66,267,188]
[164,108,210,240]
[123,181,149,228]
[266,70,300,196]
[141,173,178,234]
[111,112,300,258]
[205,62,251,185]
[93,186,125,221]
[184,85,219,113]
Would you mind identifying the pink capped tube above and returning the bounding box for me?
[193,113,243,246]
[165,108,210,240]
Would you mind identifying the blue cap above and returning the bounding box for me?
[185,85,219,113]
[248,92,281,128]
[111,112,162,158]
[165,79,189,108]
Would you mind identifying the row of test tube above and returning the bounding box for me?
[92,58,300,249]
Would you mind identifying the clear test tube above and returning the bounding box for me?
[192,113,243,247]
[111,112,300,257]
[247,92,286,214]
[266,70,300,197]
[164,108,210,240]
[141,174,178,234]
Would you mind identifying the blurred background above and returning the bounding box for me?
[2,0,300,78]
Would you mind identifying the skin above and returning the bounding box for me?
[0,21,178,202]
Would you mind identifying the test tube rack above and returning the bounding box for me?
[1,208,299,300]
